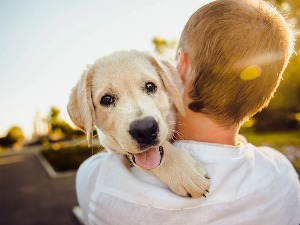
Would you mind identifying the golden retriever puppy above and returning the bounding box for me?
[68,50,210,198]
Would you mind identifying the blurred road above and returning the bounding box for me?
[0,149,81,225]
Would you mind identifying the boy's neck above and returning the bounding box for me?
[176,110,240,146]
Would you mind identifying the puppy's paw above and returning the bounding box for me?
[152,143,210,198]
[169,157,210,198]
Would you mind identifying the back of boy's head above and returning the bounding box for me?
[178,0,294,126]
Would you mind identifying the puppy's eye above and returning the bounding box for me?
[100,95,115,106]
[145,82,157,93]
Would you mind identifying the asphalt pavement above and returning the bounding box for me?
[0,150,81,225]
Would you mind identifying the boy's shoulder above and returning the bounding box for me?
[253,144,297,176]
[239,134,296,174]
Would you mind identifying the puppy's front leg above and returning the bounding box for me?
[151,141,210,198]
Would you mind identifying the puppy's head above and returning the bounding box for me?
[67,50,185,169]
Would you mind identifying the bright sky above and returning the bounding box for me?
[0,0,212,137]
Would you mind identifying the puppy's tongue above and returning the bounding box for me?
[133,146,162,170]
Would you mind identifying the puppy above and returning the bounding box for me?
[68,50,209,198]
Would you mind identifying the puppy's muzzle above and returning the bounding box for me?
[129,116,159,149]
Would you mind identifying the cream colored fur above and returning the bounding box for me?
[67,50,209,198]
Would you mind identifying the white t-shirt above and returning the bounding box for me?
[76,139,300,225]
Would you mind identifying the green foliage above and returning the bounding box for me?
[6,126,25,141]
[49,106,60,122]
[41,143,103,172]
[241,129,300,148]
[48,106,84,140]
[152,37,177,56]
[254,109,299,131]
[0,126,25,148]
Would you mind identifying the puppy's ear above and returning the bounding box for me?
[146,55,186,116]
[67,68,95,146]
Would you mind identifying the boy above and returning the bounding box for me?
[76,0,300,224]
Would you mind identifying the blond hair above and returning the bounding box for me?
[178,0,294,126]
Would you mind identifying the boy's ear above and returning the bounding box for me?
[67,68,95,147]
[177,48,189,84]
[145,53,186,117]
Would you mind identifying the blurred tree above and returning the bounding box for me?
[49,106,60,122]
[48,106,84,140]
[0,126,25,148]
[152,37,177,57]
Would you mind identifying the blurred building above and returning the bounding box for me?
[32,112,49,140]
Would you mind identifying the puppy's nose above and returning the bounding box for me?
[129,117,159,146]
